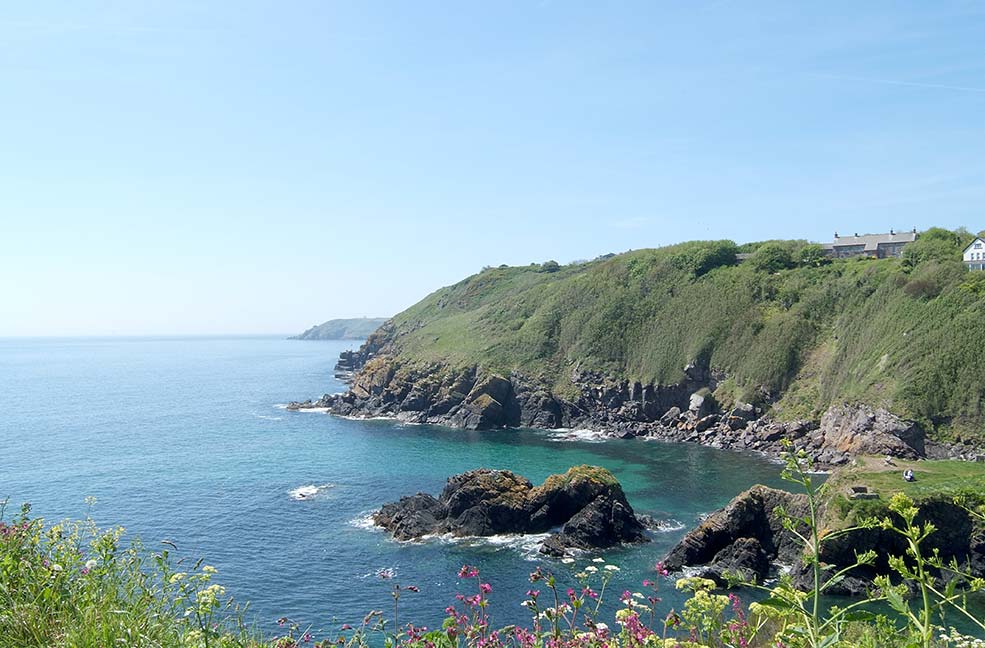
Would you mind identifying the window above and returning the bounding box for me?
[975,242,983,249]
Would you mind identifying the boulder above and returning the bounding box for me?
[819,404,924,459]
[660,406,682,425]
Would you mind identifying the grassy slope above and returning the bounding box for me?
[381,232,985,442]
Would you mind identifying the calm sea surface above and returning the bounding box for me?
[0,336,792,637]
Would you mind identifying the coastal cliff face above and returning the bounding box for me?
[291,236,985,461]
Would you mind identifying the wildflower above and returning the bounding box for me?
[479,582,492,594]
[278,618,288,627]
[561,557,575,564]
[303,633,312,643]
[604,565,619,572]
[340,624,352,631]
[51,563,63,573]
[592,557,605,563]
[655,561,669,576]
[526,589,539,598]
[584,565,598,573]
[595,622,608,631]
[169,572,187,584]
[405,585,420,592]
[85,558,98,571]
[202,565,217,574]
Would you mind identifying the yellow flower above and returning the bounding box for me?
[169,572,187,584]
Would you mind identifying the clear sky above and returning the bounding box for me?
[2,1,984,336]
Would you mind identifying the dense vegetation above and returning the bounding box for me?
[291,318,389,340]
[378,228,985,442]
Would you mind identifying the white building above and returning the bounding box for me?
[964,237,985,271]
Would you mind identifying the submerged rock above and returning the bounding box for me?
[372,465,648,555]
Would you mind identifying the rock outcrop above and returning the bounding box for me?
[372,466,648,556]
[661,485,808,586]
[664,485,985,595]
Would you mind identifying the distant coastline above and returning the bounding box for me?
[289,317,388,341]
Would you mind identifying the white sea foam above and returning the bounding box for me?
[273,403,289,410]
[650,519,686,533]
[546,428,609,443]
[433,532,554,561]
[289,483,334,500]
[253,413,282,421]
[349,512,383,532]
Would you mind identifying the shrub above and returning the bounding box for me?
[670,240,738,277]
[540,261,561,273]
[749,243,795,273]
[798,244,829,268]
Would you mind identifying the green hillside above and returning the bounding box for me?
[290,317,388,340]
[370,228,985,442]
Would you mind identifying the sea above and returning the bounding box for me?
[0,336,796,638]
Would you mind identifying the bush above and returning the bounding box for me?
[750,243,795,273]
[540,260,561,273]
[670,240,738,277]
[902,228,965,269]
[798,244,829,268]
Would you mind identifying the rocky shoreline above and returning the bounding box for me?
[287,339,979,467]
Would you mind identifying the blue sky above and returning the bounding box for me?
[2,1,984,336]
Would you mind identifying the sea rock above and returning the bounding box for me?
[662,485,808,585]
[373,466,648,555]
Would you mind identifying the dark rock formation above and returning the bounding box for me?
[372,466,648,555]
[662,485,809,586]
[664,485,985,595]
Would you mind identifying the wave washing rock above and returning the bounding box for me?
[661,485,808,586]
[372,466,648,556]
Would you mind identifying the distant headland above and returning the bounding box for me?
[289,317,388,341]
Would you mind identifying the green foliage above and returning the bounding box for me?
[798,244,830,268]
[540,261,561,273]
[749,243,795,273]
[669,240,738,277]
[902,228,967,270]
[377,228,985,442]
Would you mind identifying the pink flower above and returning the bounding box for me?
[479,582,492,594]
[340,624,352,631]
[655,562,669,577]
[405,585,420,592]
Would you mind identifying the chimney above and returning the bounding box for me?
[834,231,839,238]
[890,229,895,235]
[855,232,859,237]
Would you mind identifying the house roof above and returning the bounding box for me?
[821,231,917,252]
[963,237,985,253]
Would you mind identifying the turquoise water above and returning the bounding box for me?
[0,336,791,637]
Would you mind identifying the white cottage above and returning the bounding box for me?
[965,237,985,271]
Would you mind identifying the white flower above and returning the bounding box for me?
[604,565,620,572]
[595,623,609,631]
[584,565,598,573]
[85,559,97,571]
[51,563,63,572]
[632,592,645,600]
[561,557,575,564]
[591,557,605,563]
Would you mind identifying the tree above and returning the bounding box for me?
[798,243,829,267]
[540,260,561,273]
[750,243,794,273]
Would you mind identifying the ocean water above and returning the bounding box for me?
[0,336,793,637]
